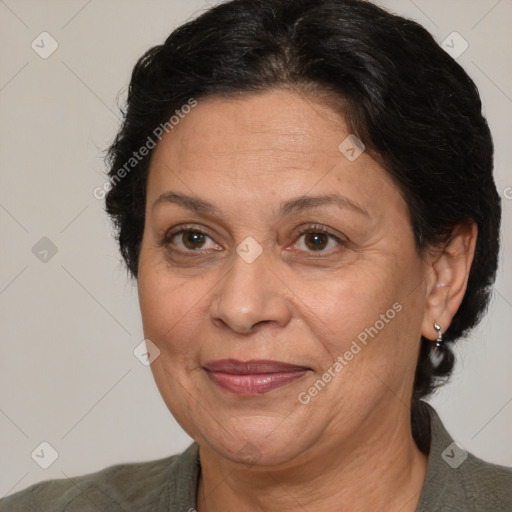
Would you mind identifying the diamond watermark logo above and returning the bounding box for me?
[31,32,59,59]
[31,441,59,469]
[339,134,365,161]
[441,32,468,59]
[133,339,161,366]
[441,441,468,468]
[32,237,58,263]
[237,442,262,464]
[236,236,263,264]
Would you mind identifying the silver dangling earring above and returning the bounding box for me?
[433,322,443,349]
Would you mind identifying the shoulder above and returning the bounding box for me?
[417,402,512,512]
[0,443,199,512]
[459,452,512,510]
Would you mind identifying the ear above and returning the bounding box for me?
[421,222,478,341]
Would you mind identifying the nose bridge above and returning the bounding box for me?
[210,245,291,333]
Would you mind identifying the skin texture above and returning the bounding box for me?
[137,89,477,511]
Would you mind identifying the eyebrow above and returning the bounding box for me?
[280,194,369,217]
[152,191,220,215]
[152,191,369,217]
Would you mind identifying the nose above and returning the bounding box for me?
[209,247,292,335]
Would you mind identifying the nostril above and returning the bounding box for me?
[253,320,271,329]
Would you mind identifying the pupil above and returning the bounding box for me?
[306,233,327,250]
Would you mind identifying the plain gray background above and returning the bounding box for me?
[1,0,511,498]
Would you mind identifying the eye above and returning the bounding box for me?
[166,228,221,252]
[294,226,343,252]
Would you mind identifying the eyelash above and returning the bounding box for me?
[161,223,345,255]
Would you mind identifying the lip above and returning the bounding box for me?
[203,359,309,395]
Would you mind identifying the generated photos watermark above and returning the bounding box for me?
[93,98,198,200]
[298,301,403,405]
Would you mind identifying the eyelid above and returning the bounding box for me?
[295,223,346,243]
[296,223,341,237]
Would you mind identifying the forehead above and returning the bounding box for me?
[151,90,346,171]
[146,89,401,213]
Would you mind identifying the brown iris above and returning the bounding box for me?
[303,232,329,251]
[182,231,207,250]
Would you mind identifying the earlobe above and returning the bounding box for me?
[421,222,478,341]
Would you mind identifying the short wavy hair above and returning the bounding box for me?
[105,0,501,408]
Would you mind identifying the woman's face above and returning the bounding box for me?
[138,90,433,465]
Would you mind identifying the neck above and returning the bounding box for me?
[196,407,428,512]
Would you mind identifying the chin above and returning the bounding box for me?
[197,416,318,467]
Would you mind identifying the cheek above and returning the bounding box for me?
[302,269,395,342]
[307,254,425,372]
[137,261,212,357]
